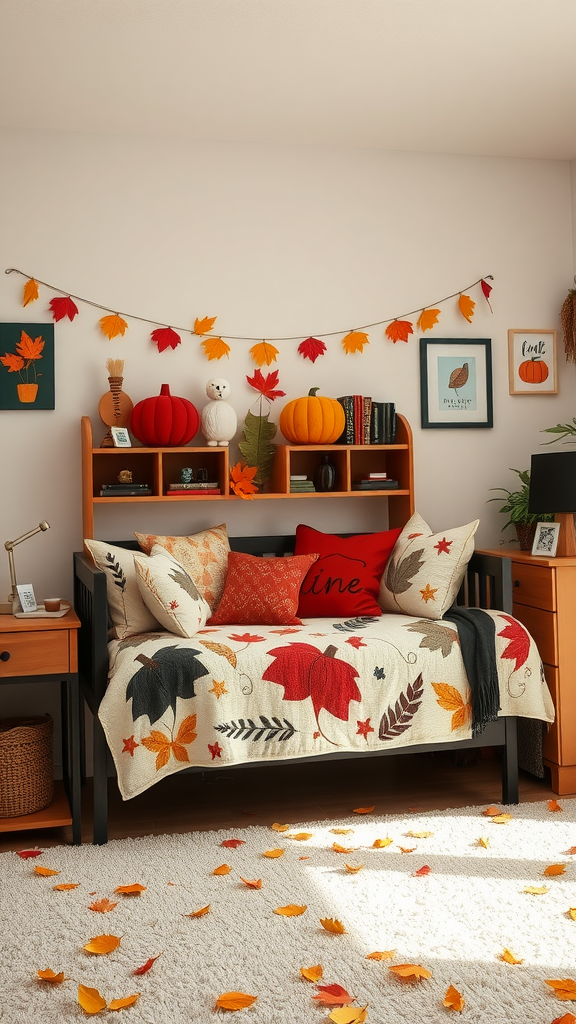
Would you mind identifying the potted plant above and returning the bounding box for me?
[488,468,554,550]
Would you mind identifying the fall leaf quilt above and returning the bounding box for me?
[99,611,554,800]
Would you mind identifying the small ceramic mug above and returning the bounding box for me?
[44,598,61,612]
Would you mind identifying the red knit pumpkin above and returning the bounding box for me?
[130,384,200,446]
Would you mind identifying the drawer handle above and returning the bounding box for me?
[0,650,10,662]
[514,580,520,587]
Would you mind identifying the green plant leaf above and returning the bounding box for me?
[238,410,277,485]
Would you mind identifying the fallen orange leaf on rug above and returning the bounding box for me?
[545,979,576,1001]
[333,843,359,854]
[549,799,563,812]
[37,969,66,983]
[483,805,500,816]
[366,950,395,961]
[133,953,163,974]
[215,991,257,1010]
[240,877,262,889]
[331,828,354,835]
[345,863,364,873]
[213,864,232,875]
[222,838,245,848]
[443,984,465,1010]
[373,838,393,848]
[262,849,284,858]
[274,904,307,916]
[320,917,345,934]
[499,948,523,964]
[544,864,567,876]
[108,994,140,1010]
[34,866,59,876]
[389,963,432,980]
[184,905,210,919]
[89,898,118,913]
[114,883,146,895]
[53,882,79,891]
[300,965,323,982]
[524,886,549,895]
[271,823,290,832]
[83,934,121,955]
[328,1004,368,1023]
[352,806,374,814]
[313,983,354,1006]
[78,984,107,1013]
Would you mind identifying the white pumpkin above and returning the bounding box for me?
[201,378,237,446]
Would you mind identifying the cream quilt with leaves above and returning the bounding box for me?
[98,611,555,800]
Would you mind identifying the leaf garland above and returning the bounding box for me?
[194,315,217,336]
[99,314,128,340]
[22,278,39,305]
[49,296,79,322]
[298,337,327,362]
[458,293,475,322]
[249,341,279,366]
[201,336,230,360]
[385,320,413,344]
[151,327,181,352]
[342,331,369,354]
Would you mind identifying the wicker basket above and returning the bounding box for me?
[0,715,54,817]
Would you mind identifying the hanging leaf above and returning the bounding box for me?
[114,883,147,895]
[108,994,140,1010]
[34,866,59,876]
[432,682,471,730]
[298,337,327,362]
[194,315,217,336]
[89,897,118,913]
[385,320,413,344]
[342,331,369,354]
[230,461,259,498]
[249,341,279,366]
[263,848,284,858]
[83,934,121,955]
[300,965,323,982]
[274,904,307,916]
[389,963,432,980]
[78,984,107,1014]
[215,992,257,1011]
[201,336,230,360]
[49,296,79,322]
[37,969,67,983]
[320,917,346,934]
[481,278,493,312]
[151,327,181,352]
[458,294,475,322]
[416,308,440,332]
[443,984,465,1011]
[560,289,576,363]
[22,278,39,306]
[246,369,286,400]
[100,314,128,340]
[238,409,277,485]
[313,984,354,1006]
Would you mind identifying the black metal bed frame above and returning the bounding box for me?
[74,539,517,844]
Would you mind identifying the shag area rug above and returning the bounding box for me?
[2,799,576,1023]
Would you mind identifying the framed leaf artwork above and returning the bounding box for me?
[0,323,55,410]
[419,338,493,429]
[508,329,557,395]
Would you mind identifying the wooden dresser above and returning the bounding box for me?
[478,547,576,795]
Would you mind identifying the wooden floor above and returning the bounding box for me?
[0,749,562,851]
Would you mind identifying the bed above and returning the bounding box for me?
[74,535,554,844]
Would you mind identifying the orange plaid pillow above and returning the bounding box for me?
[207,551,318,626]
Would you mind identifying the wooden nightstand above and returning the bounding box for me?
[0,608,82,843]
[478,548,576,796]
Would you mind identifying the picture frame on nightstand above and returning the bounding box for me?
[531,521,560,557]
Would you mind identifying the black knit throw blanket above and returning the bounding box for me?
[443,606,501,737]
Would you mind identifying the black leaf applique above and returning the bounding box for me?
[214,716,297,742]
[126,645,209,724]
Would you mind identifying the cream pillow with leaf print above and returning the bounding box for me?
[134,546,210,638]
[84,539,160,640]
[379,512,479,619]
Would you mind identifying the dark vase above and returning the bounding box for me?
[314,454,337,492]
[515,522,537,551]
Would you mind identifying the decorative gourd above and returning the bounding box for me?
[279,387,345,445]
[314,454,337,491]
[518,356,549,384]
[201,379,238,446]
[130,384,199,447]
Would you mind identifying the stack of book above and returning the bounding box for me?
[337,397,397,445]
[166,481,221,496]
[352,474,399,490]
[100,483,152,497]
[290,475,315,494]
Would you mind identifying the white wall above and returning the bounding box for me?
[1,128,574,762]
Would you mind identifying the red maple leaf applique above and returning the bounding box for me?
[356,718,374,741]
[262,643,361,725]
[122,736,139,756]
[208,741,223,760]
[49,296,79,322]
[346,636,366,650]
[245,369,286,401]
[297,337,327,363]
[434,537,452,555]
[228,633,265,643]
[497,614,531,671]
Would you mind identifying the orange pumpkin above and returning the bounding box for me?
[518,357,549,384]
[279,388,345,444]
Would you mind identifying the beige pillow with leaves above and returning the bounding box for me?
[134,547,210,638]
[379,512,479,619]
[134,524,229,613]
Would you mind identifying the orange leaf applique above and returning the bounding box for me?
[366,950,396,961]
[313,984,354,1006]
[16,331,44,361]
[320,917,345,934]
[184,905,211,918]
[230,461,258,499]
[141,715,197,770]
[0,351,25,372]
[499,948,524,964]
[544,864,567,876]
[300,965,323,982]
[274,904,307,916]
[37,969,67,983]
[263,849,284,858]
[432,682,471,730]
[389,963,432,980]
[53,883,80,891]
[78,984,107,1014]
[108,994,140,1010]
[352,806,374,814]
[89,898,118,913]
[545,979,576,1001]
[443,984,465,1011]
[342,331,369,355]
[22,278,39,306]
[114,883,146,895]
[201,336,230,360]
[34,866,59,877]
[373,838,393,849]
[385,320,413,344]
[213,864,232,875]
[83,934,121,955]
[194,315,217,336]
[458,293,475,322]
[416,308,440,333]
[99,314,128,340]
[271,822,290,832]
[215,992,257,1011]
[240,877,262,889]
[345,863,364,873]
[133,953,163,974]
[249,341,279,366]
[549,799,563,812]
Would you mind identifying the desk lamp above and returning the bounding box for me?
[0,521,50,614]
[528,452,576,557]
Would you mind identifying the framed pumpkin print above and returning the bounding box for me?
[420,338,493,429]
[508,329,557,395]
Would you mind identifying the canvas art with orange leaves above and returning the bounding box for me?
[0,323,55,409]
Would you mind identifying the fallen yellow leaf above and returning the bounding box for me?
[114,883,146,895]
[34,866,59,876]
[37,969,66,983]
[320,917,346,934]
[568,908,576,920]
[491,814,513,824]
[83,934,121,955]
[215,991,257,1010]
[499,948,524,964]
[78,984,107,1014]
[108,994,140,1010]
[549,799,563,812]
[398,847,416,854]
[271,822,289,831]
[328,1007,368,1024]
[524,886,549,895]
[352,806,374,814]
[262,849,284,858]
[53,883,80,891]
[213,864,232,875]
[240,877,262,889]
[331,828,355,835]
[333,843,359,854]
[289,832,313,841]
[366,950,395,961]
[185,904,211,918]
[372,838,393,849]
[545,979,576,1001]
[478,837,490,848]
[300,965,323,982]
[274,904,307,917]
[406,831,433,839]
[544,864,567,876]
[389,963,432,980]
[89,898,118,913]
[345,863,364,873]
[443,984,465,1011]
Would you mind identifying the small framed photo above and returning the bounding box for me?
[16,583,37,613]
[111,426,131,447]
[420,338,493,429]
[531,521,560,557]
[508,330,557,395]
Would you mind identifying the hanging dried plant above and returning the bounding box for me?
[560,288,576,363]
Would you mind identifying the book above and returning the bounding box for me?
[167,488,221,496]
[337,396,355,444]
[101,483,150,490]
[167,481,219,490]
[368,472,388,479]
[290,482,315,492]
[100,488,152,496]
[289,475,308,481]
[370,402,385,444]
[385,402,397,444]
[353,395,363,445]
[363,396,372,445]
[351,479,398,490]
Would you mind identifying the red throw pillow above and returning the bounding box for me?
[294,524,402,618]
[207,550,319,626]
